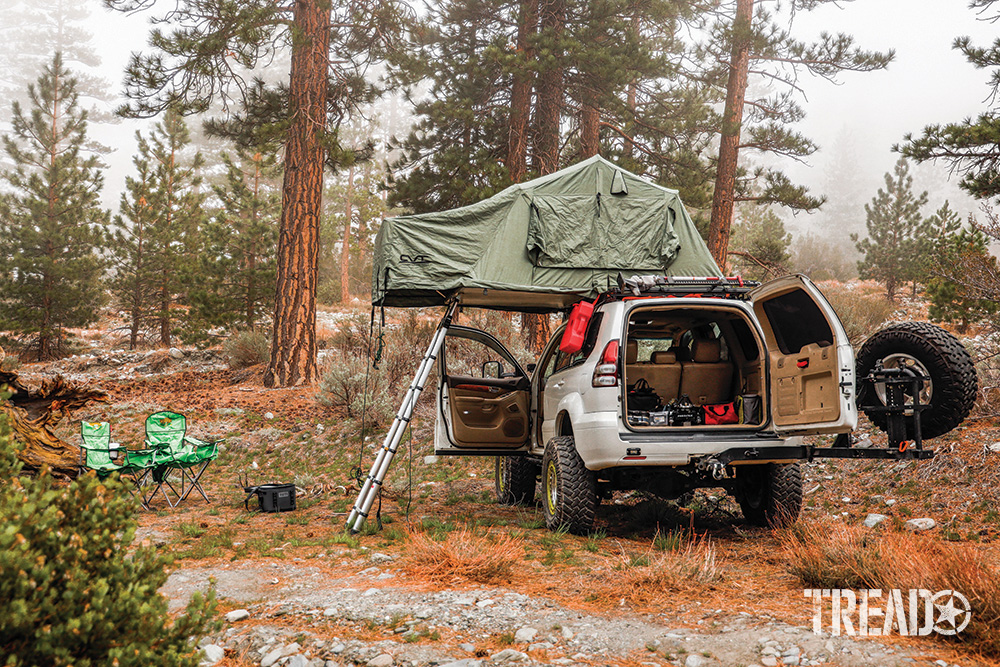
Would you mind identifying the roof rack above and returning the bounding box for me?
[601,274,761,302]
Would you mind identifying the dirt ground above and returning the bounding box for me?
[14,297,1000,667]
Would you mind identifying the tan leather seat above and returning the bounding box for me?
[680,338,733,405]
[645,350,682,402]
[625,340,651,388]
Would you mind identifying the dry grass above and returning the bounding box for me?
[401,527,524,584]
[597,535,721,606]
[819,283,897,345]
[782,522,1000,656]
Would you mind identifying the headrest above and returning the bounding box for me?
[692,338,721,363]
[651,350,676,364]
[625,340,638,364]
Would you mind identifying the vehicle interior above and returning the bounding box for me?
[624,306,766,428]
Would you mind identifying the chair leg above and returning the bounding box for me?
[176,462,212,504]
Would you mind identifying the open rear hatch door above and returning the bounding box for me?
[434,325,532,455]
[751,275,857,435]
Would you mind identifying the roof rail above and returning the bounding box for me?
[599,274,762,301]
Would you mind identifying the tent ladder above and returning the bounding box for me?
[347,299,459,533]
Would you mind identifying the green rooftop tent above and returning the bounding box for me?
[372,155,720,312]
[350,155,720,532]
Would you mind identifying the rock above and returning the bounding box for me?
[367,655,394,667]
[863,513,888,528]
[782,657,800,666]
[684,655,705,667]
[226,609,251,622]
[370,552,394,564]
[323,607,337,617]
[645,639,661,652]
[905,517,936,532]
[476,599,495,608]
[885,499,897,506]
[168,347,185,359]
[281,643,301,657]
[528,642,554,651]
[201,644,225,665]
[514,627,538,643]
[459,643,476,653]
[490,649,528,663]
[331,644,346,654]
[988,442,1000,453]
[440,661,482,667]
[424,455,440,464]
[781,647,800,657]
[761,658,779,667]
[315,424,326,434]
[264,412,275,420]
[260,647,284,667]
[841,496,852,503]
[560,627,574,640]
[287,657,310,667]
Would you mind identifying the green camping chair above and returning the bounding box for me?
[80,421,155,509]
[144,411,220,506]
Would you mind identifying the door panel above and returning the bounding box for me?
[752,275,858,435]
[447,376,529,446]
[435,325,531,454]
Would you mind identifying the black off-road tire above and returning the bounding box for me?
[541,436,598,535]
[735,462,802,528]
[495,456,538,505]
[856,322,977,440]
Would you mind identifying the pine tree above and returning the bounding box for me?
[914,200,963,293]
[0,53,108,360]
[898,0,1000,201]
[108,134,159,350]
[106,0,406,387]
[852,158,928,302]
[149,109,205,346]
[694,0,893,268]
[729,203,792,281]
[109,109,204,347]
[186,149,280,336]
[926,226,999,334]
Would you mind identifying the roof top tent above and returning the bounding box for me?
[371,155,721,313]
[349,156,719,532]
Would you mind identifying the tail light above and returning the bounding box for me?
[592,340,620,387]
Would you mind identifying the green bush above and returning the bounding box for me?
[0,417,217,665]
[223,329,270,369]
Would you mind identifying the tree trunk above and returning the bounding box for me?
[707,0,754,270]
[580,101,600,158]
[263,0,331,388]
[1,369,108,478]
[507,0,538,183]
[533,0,565,175]
[340,164,355,304]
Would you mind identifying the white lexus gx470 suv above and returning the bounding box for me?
[433,275,977,534]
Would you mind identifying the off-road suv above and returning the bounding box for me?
[433,275,977,533]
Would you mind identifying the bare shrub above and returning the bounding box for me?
[402,528,523,584]
[599,536,721,605]
[818,283,896,345]
[223,329,270,369]
[783,523,1000,656]
[317,310,437,428]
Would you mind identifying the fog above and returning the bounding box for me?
[8,0,1000,235]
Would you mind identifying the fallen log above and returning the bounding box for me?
[1,368,108,478]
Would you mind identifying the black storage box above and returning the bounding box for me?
[245,483,296,513]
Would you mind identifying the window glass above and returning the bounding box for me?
[730,318,760,361]
[540,331,565,380]
[635,338,674,362]
[761,290,834,355]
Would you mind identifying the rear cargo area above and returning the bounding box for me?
[624,305,766,428]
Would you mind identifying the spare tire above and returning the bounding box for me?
[856,322,977,440]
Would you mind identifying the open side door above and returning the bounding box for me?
[751,275,858,435]
[434,325,532,455]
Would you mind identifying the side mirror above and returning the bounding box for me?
[482,360,502,379]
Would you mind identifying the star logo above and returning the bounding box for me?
[931,590,972,635]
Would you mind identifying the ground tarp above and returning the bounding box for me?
[372,155,721,311]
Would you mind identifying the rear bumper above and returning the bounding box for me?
[572,410,802,470]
